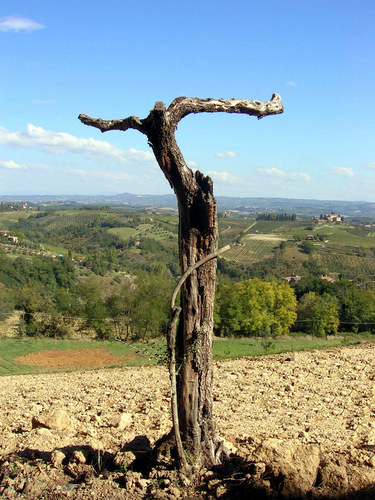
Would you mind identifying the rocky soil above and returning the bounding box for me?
[0,343,375,499]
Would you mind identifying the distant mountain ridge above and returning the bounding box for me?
[1,193,374,218]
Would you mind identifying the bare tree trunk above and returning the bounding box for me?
[176,183,218,463]
[147,123,219,463]
[79,93,283,467]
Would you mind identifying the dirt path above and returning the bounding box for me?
[1,343,374,498]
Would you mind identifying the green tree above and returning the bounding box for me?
[293,275,333,300]
[333,280,375,332]
[297,291,339,336]
[215,278,297,337]
[0,283,13,320]
[299,241,314,254]
[273,281,298,335]
[105,294,133,339]
[15,283,51,336]
[131,270,172,339]
[78,279,112,339]
[302,258,323,277]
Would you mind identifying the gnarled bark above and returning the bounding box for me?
[79,93,283,467]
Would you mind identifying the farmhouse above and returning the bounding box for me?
[313,213,342,223]
[324,213,342,222]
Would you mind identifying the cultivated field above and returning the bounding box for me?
[0,343,374,498]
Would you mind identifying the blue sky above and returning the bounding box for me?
[0,1,374,201]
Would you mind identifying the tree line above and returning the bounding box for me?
[215,275,375,337]
[1,208,375,339]
[256,212,296,221]
[0,248,172,339]
[2,245,373,339]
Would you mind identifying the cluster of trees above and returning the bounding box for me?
[215,275,375,337]
[2,205,375,340]
[293,276,375,334]
[5,269,172,340]
[0,244,173,339]
[0,250,75,289]
[79,271,172,340]
[5,210,180,278]
[2,247,375,340]
[256,212,296,221]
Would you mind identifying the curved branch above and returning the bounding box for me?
[170,245,231,310]
[167,93,283,129]
[167,244,230,472]
[78,113,146,135]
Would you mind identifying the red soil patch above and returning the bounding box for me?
[15,348,132,368]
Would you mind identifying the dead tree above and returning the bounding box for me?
[79,94,283,467]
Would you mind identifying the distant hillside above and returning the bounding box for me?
[1,193,375,218]
[216,197,375,218]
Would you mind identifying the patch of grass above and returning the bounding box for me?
[42,243,69,256]
[108,227,138,241]
[1,335,374,377]
[0,211,30,226]
[212,334,375,360]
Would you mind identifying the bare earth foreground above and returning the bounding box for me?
[0,343,375,499]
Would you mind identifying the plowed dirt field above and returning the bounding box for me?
[0,343,374,498]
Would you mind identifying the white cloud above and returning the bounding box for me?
[287,81,297,87]
[215,151,237,159]
[187,160,198,168]
[0,159,27,170]
[127,147,154,163]
[67,168,132,181]
[257,167,310,182]
[258,167,287,178]
[331,166,355,178]
[363,162,375,170]
[207,170,244,185]
[0,16,44,33]
[289,172,311,182]
[0,124,155,164]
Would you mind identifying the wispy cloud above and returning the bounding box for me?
[258,167,287,178]
[331,166,355,178]
[207,170,244,185]
[215,151,237,159]
[257,167,310,182]
[0,124,154,164]
[287,81,297,87]
[363,162,375,170]
[289,172,310,182]
[0,16,44,33]
[0,159,27,170]
[66,169,132,181]
[187,160,198,168]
